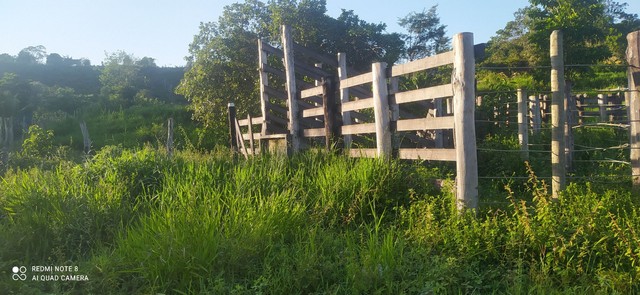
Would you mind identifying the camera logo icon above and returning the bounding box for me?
[12,266,27,281]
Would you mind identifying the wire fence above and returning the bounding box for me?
[474,62,636,192]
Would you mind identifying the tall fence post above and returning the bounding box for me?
[627,30,640,192]
[257,40,270,135]
[453,32,478,210]
[551,30,566,198]
[228,103,238,152]
[565,82,574,171]
[167,118,174,157]
[338,53,352,149]
[372,62,392,158]
[517,89,529,160]
[282,25,301,153]
[323,76,341,151]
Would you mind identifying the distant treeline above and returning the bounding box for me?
[0,50,186,104]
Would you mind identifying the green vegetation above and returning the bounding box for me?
[0,145,638,294]
[0,0,639,293]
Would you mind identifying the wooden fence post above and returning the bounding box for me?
[282,25,301,153]
[529,95,542,133]
[228,103,238,151]
[565,82,574,171]
[323,76,341,151]
[517,89,529,160]
[247,114,255,155]
[390,77,400,157]
[372,62,392,158]
[338,53,352,149]
[551,30,566,198]
[626,30,640,192]
[453,32,478,210]
[598,94,608,122]
[167,118,174,157]
[257,40,270,135]
[79,121,91,155]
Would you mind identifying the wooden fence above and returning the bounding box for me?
[230,25,478,209]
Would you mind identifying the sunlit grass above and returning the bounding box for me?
[0,145,638,294]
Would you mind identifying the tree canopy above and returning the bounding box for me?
[177,0,415,129]
[481,0,640,90]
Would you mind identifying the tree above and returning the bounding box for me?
[177,0,404,133]
[398,5,450,61]
[99,51,147,105]
[481,0,639,89]
[16,46,46,64]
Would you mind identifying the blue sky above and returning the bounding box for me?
[1,0,638,66]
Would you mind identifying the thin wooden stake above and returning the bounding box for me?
[167,118,174,157]
[247,114,255,155]
[517,89,529,160]
[228,103,238,152]
[338,52,352,149]
[80,121,92,155]
[235,118,248,160]
[565,82,574,171]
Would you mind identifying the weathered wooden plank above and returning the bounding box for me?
[238,116,264,126]
[342,98,373,112]
[398,148,457,161]
[393,84,453,104]
[342,123,376,135]
[302,106,324,118]
[303,127,326,137]
[264,86,287,100]
[391,51,454,77]
[396,116,454,132]
[300,85,323,98]
[349,148,377,158]
[372,62,392,158]
[340,72,373,89]
[260,40,284,58]
[242,133,263,140]
[263,64,286,79]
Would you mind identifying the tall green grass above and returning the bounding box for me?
[0,146,638,294]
